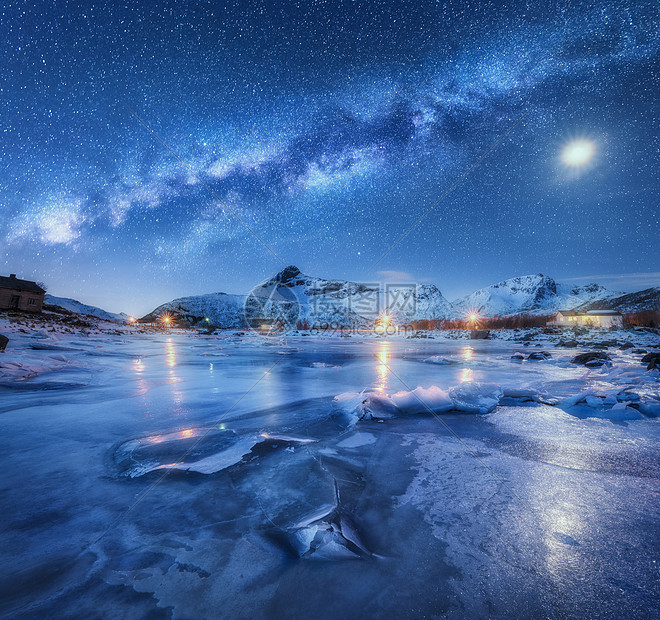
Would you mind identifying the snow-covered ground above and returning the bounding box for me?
[0,318,659,618]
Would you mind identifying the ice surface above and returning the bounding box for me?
[1,323,659,618]
[337,432,377,448]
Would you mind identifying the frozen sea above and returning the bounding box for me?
[1,330,659,619]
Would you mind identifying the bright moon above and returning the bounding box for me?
[561,139,595,167]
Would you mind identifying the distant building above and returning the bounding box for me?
[548,309,623,328]
[0,274,46,313]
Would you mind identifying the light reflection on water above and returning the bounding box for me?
[528,470,587,583]
[461,346,474,382]
[375,340,391,392]
[143,427,202,444]
[165,338,176,368]
[164,337,183,410]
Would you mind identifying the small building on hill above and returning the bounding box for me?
[548,309,623,328]
[0,274,46,313]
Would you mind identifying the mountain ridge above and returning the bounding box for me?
[451,274,622,317]
[137,267,658,328]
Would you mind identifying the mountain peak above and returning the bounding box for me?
[273,265,302,284]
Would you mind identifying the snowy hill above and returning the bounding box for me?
[44,294,128,323]
[140,292,247,327]
[575,287,660,313]
[452,275,620,317]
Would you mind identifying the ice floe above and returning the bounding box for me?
[334,383,506,420]
[115,429,316,478]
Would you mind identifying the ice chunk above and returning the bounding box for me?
[585,395,603,408]
[423,355,455,365]
[117,430,315,477]
[286,508,369,561]
[639,400,660,417]
[335,383,502,418]
[605,403,644,420]
[391,386,453,414]
[334,386,453,420]
[448,383,503,413]
[500,387,559,406]
[153,436,260,475]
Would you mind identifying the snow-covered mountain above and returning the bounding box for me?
[575,287,660,313]
[45,294,128,323]
[140,266,455,328]
[140,268,656,329]
[452,274,620,317]
[409,284,455,320]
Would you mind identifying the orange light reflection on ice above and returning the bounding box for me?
[375,340,391,392]
[460,368,473,383]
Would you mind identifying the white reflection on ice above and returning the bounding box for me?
[375,341,391,392]
[163,337,184,410]
[165,338,176,368]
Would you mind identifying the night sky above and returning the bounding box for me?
[1,0,659,315]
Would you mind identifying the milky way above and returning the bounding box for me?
[1,1,659,313]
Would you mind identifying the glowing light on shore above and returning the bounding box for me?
[376,313,392,328]
[463,308,481,328]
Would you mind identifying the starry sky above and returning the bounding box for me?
[1,0,659,315]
